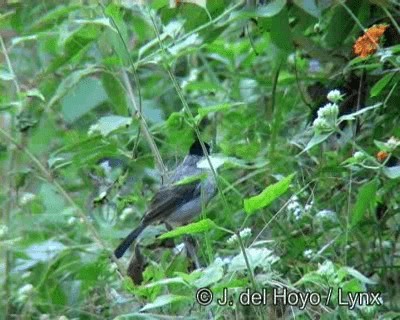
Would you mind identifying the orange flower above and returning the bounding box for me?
[353,24,388,58]
[376,150,389,162]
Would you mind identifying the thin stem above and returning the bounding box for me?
[0,127,125,277]
[1,34,21,320]
[122,71,167,176]
[0,35,21,96]
[148,12,228,208]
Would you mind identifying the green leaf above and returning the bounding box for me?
[301,132,333,154]
[340,267,377,285]
[26,88,45,101]
[244,173,295,215]
[338,103,382,121]
[73,18,117,32]
[197,103,239,117]
[293,0,321,18]
[268,5,293,52]
[256,0,286,17]
[351,179,378,227]
[90,115,132,137]
[370,73,395,97]
[192,257,224,288]
[173,173,208,186]
[228,248,279,272]
[324,0,361,48]
[61,77,108,122]
[101,73,128,115]
[140,294,191,312]
[29,4,80,31]
[48,66,98,108]
[158,219,217,239]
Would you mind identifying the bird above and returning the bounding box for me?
[114,139,217,259]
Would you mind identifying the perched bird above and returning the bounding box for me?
[114,139,216,259]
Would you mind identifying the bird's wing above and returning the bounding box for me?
[142,181,200,224]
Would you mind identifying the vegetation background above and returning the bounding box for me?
[1,0,400,319]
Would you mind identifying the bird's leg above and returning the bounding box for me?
[184,235,201,270]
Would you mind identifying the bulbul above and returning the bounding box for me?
[114,139,216,259]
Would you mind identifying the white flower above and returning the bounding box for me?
[18,283,34,301]
[67,217,76,225]
[317,260,335,276]
[120,207,134,221]
[317,103,339,119]
[19,193,36,206]
[109,263,118,272]
[58,316,69,320]
[304,201,313,212]
[377,48,393,62]
[39,315,50,320]
[303,249,314,259]
[353,151,366,161]
[0,224,8,238]
[327,90,344,103]
[88,124,99,136]
[315,209,337,222]
[313,117,331,133]
[227,228,252,246]
[100,160,112,175]
[239,228,252,239]
[293,207,303,220]
[385,136,400,150]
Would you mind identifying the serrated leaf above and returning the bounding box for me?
[158,219,216,239]
[351,179,378,227]
[244,173,295,215]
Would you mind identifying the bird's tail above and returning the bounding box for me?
[114,223,146,259]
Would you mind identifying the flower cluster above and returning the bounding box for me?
[287,195,313,220]
[353,24,388,58]
[303,249,314,260]
[313,90,342,133]
[227,228,252,246]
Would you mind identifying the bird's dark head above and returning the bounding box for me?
[189,139,210,156]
